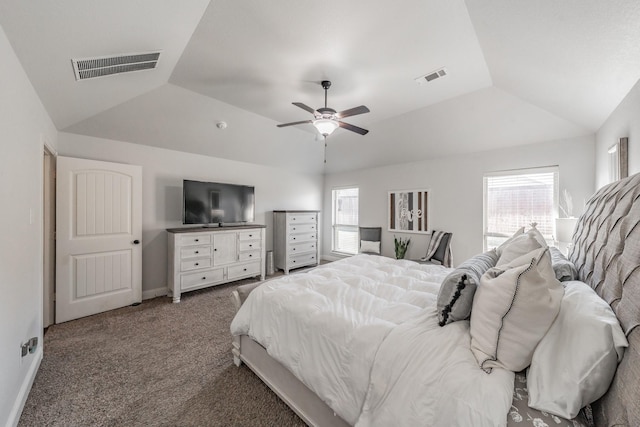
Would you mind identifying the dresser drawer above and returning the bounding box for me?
[289,252,317,268]
[288,223,317,234]
[289,232,316,243]
[239,240,261,251]
[289,241,317,255]
[238,230,261,241]
[286,213,317,224]
[238,250,261,262]
[180,257,212,272]
[178,233,212,246]
[228,261,261,280]
[181,268,224,290]
[180,245,212,259]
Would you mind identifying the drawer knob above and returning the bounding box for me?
[195,239,199,242]
[243,268,247,271]
[249,234,253,237]
[293,227,296,230]
[214,248,217,251]
[195,263,199,266]
[195,251,199,254]
[202,277,206,280]
[249,254,252,257]
[293,248,296,251]
[293,237,296,240]
[249,244,252,247]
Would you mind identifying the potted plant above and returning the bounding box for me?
[394,235,411,259]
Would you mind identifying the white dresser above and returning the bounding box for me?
[167,225,265,302]
[273,210,320,274]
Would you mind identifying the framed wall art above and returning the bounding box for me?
[388,189,430,234]
[608,137,628,183]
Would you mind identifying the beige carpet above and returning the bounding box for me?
[19,279,305,427]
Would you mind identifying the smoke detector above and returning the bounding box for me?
[71,51,161,81]
[415,67,448,85]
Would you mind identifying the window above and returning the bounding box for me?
[332,187,359,254]
[483,167,558,250]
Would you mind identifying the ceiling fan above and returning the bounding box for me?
[277,80,370,137]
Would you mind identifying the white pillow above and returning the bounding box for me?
[495,226,525,256]
[360,240,381,254]
[470,247,564,373]
[496,228,545,266]
[527,281,628,419]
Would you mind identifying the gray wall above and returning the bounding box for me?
[57,133,324,298]
[596,78,640,188]
[323,135,595,265]
[0,25,57,427]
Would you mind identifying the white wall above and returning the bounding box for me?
[595,78,640,188]
[57,133,323,297]
[0,25,57,427]
[323,135,595,265]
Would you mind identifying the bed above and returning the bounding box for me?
[230,172,640,427]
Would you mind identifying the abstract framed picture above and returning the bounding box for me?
[388,189,430,234]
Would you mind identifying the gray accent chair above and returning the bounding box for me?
[359,227,382,254]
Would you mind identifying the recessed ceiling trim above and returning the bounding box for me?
[71,51,161,81]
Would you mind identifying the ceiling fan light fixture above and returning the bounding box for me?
[313,118,339,136]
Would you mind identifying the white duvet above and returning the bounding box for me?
[230,255,514,426]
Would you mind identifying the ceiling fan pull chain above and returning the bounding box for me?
[324,137,327,163]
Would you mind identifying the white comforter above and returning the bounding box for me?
[230,255,514,426]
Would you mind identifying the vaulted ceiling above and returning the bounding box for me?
[1,0,639,174]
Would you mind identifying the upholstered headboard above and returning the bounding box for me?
[568,172,640,426]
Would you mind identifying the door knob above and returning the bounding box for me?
[133,240,140,244]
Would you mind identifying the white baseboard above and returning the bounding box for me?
[7,346,42,427]
[142,286,168,300]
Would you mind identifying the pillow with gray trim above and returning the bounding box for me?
[470,247,564,373]
[437,249,499,326]
[548,246,578,282]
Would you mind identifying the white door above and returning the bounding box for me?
[56,156,142,323]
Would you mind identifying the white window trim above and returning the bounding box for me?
[331,186,359,256]
[483,166,559,251]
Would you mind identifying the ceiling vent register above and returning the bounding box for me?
[71,51,161,81]
[415,67,448,84]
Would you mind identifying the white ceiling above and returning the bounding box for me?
[1,0,639,174]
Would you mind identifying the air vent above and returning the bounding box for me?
[415,67,448,85]
[71,51,161,81]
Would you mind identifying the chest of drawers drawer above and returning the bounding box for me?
[180,268,224,290]
[228,261,261,280]
[178,234,212,246]
[286,213,317,224]
[180,245,212,259]
[289,241,317,254]
[239,240,261,251]
[288,223,317,234]
[180,257,212,272]
[289,232,316,243]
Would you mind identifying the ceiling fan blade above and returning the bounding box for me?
[336,105,370,119]
[292,102,317,115]
[277,120,312,128]
[338,121,369,135]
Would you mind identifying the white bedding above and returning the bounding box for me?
[230,254,514,426]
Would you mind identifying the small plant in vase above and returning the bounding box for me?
[394,235,411,259]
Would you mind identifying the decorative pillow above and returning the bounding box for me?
[360,240,381,254]
[496,228,546,267]
[436,249,498,326]
[495,226,525,256]
[548,246,578,282]
[470,247,564,373]
[527,281,628,419]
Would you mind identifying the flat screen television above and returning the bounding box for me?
[183,179,255,226]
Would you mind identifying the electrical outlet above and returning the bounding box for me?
[20,342,29,358]
[28,337,38,353]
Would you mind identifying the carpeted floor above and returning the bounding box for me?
[18,279,305,427]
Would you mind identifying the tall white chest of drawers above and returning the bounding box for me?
[273,210,320,274]
[167,225,265,302]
